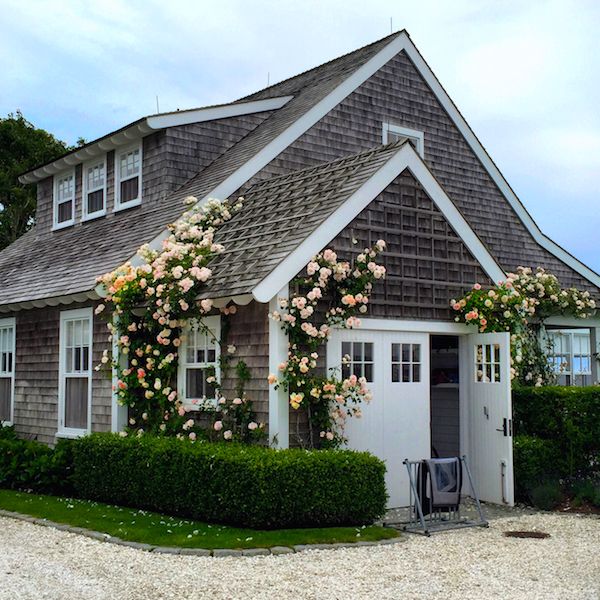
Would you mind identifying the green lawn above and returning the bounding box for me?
[0,489,398,549]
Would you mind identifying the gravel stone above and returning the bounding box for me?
[241,548,270,557]
[0,513,598,599]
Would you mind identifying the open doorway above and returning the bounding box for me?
[430,335,460,458]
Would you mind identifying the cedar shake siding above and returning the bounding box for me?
[12,303,111,445]
[219,301,270,428]
[243,50,596,293]
[331,170,492,321]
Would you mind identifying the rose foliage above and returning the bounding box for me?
[269,242,386,448]
[96,196,263,442]
[451,267,597,386]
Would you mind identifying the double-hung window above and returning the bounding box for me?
[382,123,425,157]
[115,144,142,210]
[58,308,92,436]
[0,318,15,425]
[178,316,220,408]
[53,170,75,228]
[82,158,106,219]
[547,329,592,386]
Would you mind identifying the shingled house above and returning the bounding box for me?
[1,31,599,507]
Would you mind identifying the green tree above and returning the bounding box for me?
[0,111,70,250]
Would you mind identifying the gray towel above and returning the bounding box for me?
[426,458,461,507]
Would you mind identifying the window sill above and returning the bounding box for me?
[56,429,89,439]
[82,210,107,222]
[52,220,75,231]
[114,199,141,213]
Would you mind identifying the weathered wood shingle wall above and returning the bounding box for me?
[332,171,492,320]
[12,302,111,445]
[219,301,270,428]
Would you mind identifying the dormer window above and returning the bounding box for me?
[115,143,142,210]
[382,123,425,158]
[53,170,75,229]
[82,158,107,220]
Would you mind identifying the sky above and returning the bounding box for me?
[1,0,599,273]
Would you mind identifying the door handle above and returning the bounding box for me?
[496,418,508,436]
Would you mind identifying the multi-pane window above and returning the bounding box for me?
[0,319,15,424]
[179,316,220,407]
[381,123,424,157]
[83,159,106,218]
[391,343,421,383]
[474,343,501,383]
[54,171,75,227]
[116,145,141,209]
[341,342,374,382]
[59,308,92,434]
[547,329,592,386]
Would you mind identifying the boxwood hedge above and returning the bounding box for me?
[71,433,387,528]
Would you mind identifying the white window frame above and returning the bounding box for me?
[547,329,592,385]
[382,122,425,158]
[178,315,221,409]
[58,307,93,438]
[114,142,142,211]
[391,342,422,383]
[82,156,107,221]
[53,169,76,229]
[0,317,16,426]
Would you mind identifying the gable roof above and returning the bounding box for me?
[205,140,505,303]
[1,30,598,312]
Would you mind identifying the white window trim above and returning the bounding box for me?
[57,307,93,438]
[546,328,592,382]
[114,142,142,211]
[0,317,16,426]
[52,169,76,230]
[382,122,425,158]
[178,315,221,410]
[82,156,107,221]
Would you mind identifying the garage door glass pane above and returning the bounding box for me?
[341,342,374,382]
[392,343,421,383]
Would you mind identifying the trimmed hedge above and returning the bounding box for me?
[0,436,73,494]
[71,433,387,529]
[513,386,600,479]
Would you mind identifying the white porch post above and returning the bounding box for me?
[590,327,600,384]
[268,286,289,448]
[111,318,128,432]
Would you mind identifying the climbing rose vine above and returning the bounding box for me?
[268,241,386,448]
[95,196,265,439]
[451,266,596,386]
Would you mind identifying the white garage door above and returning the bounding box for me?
[327,329,430,507]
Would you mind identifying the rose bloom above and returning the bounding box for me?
[233,397,243,405]
[213,420,223,431]
[268,373,278,384]
[248,422,258,431]
[223,430,233,440]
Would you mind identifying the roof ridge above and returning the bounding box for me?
[236,30,405,102]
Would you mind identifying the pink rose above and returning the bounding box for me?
[213,420,223,431]
[223,430,233,440]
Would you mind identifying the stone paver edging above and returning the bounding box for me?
[0,508,404,557]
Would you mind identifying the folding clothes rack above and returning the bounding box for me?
[401,455,488,536]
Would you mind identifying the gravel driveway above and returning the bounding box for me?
[0,513,598,599]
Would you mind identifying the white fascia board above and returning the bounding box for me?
[146,96,293,129]
[252,144,505,303]
[401,37,600,289]
[137,33,412,259]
